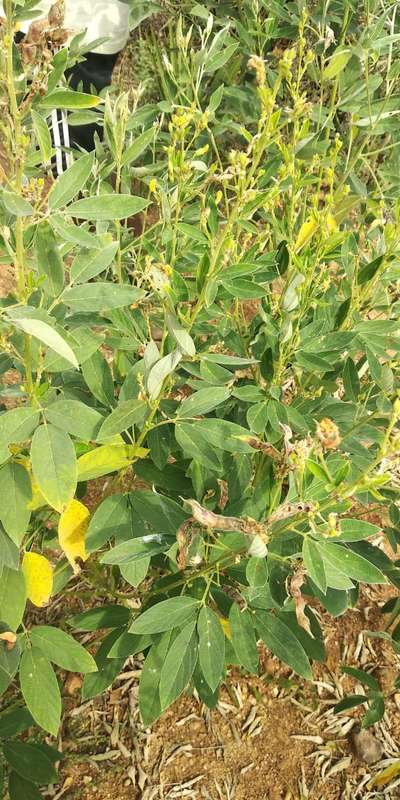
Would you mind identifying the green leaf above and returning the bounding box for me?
[139,631,171,725]
[9,772,43,800]
[130,490,187,536]
[43,326,101,372]
[35,221,64,296]
[31,109,52,163]
[330,518,381,542]
[159,620,198,709]
[62,282,145,312]
[31,424,77,513]
[178,387,230,418]
[323,47,352,80]
[303,537,327,593]
[0,528,19,571]
[49,152,95,210]
[121,126,156,166]
[166,313,196,356]
[147,350,182,400]
[319,542,386,584]
[193,662,219,708]
[129,597,200,635]
[0,566,26,631]
[0,408,39,463]
[45,399,104,441]
[247,401,269,434]
[334,694,368,713]
[0,462,31,545]
[96,399,147,441]
[19,648,61,736]
[129,1,162,29]
[343,358,360,401]
[86,494,132,552]
[176,223,208,244]
[0,707,34,738]
[107,631,152,659]
[70,242,119,284]
[121,558,150,587]
[3,743,57,785]
[40,89,103,109]
[197,607,225,691]
[81,350,114,407]
[255,611,312,680]
[81,630,124,701]
[9,316,78,369]
[100,534,170,566]
[208,83,225,113]
[68,605,130,631]
[67,194,150,221]
[342,665,380,692]
[361,696,385,728]
[77,443,142,481]
[2,191,34,217]
[229,604,259,673]
[222,278,266,299]
[205,42,239,73]
[29,626,97,673]
[175,421,222,471]
[357,255,384,286]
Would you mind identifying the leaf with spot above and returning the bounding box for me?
[197,607,225,691]
[229,604,259,673]
[159,621,198,710]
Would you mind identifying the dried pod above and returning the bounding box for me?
[289,569,312,635]
[48,0,65,27]
[20,43,37,65]
[26,19,48,43]
[50,28,69,45]
[0,631,17,651]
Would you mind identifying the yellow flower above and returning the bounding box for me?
[316,418,341,450]
[149,178,158,193]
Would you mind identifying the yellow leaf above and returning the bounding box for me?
[22,552,53,607]
[294,217,319,252]
[219,617,232,640]
[77,444,148,481]
[369,761,400,788]
[58,499,90,574]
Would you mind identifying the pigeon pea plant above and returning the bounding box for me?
[0,0,399,791]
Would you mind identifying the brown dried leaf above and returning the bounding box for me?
[289,569,312,635]
[0,631,17,650]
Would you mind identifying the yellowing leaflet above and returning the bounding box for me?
[58,499,90,574]
[22,552,53,607]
